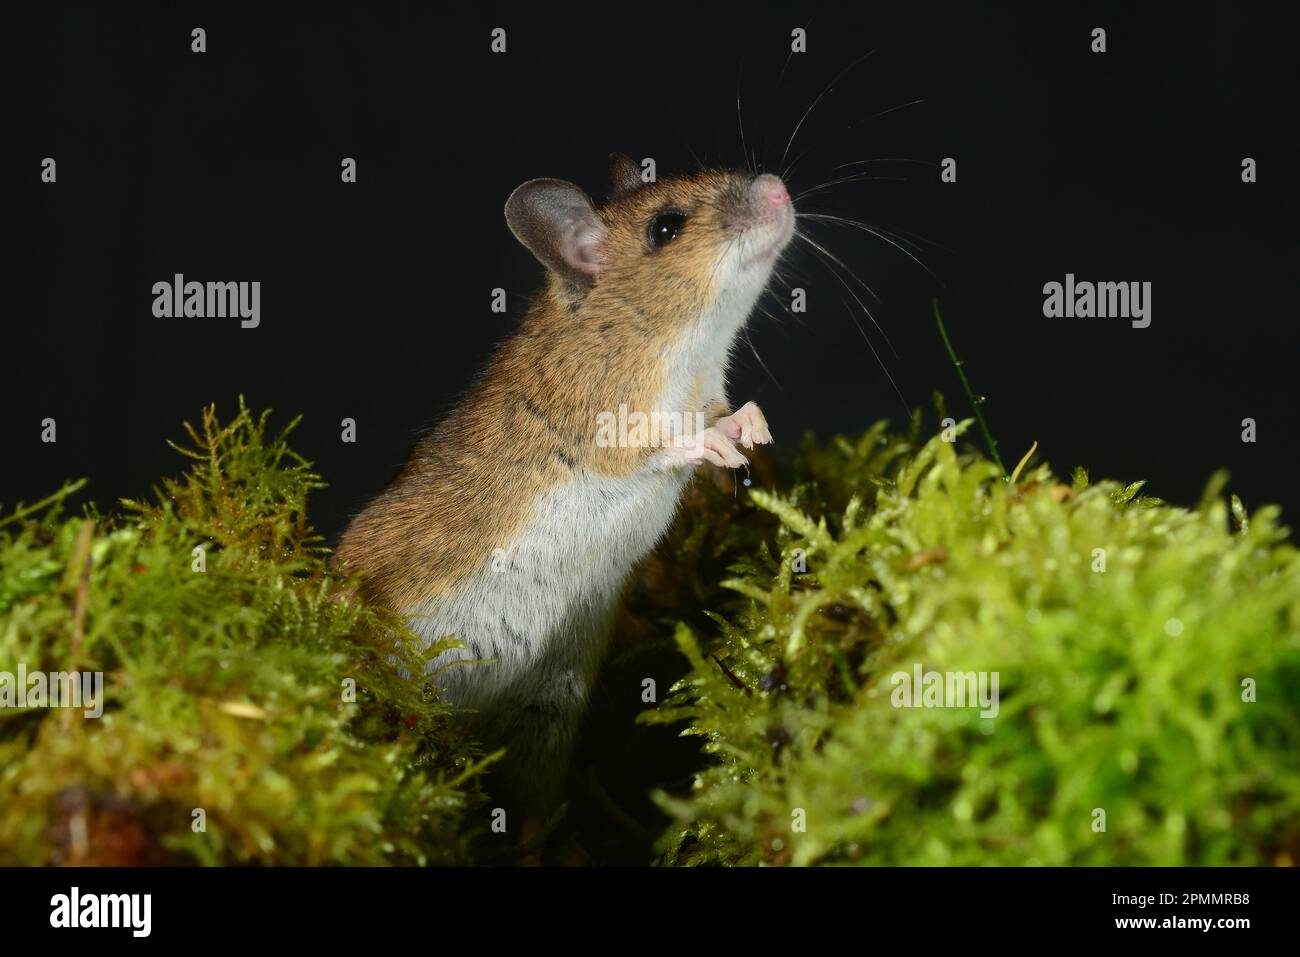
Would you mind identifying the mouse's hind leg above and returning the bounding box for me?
[482,662,593,827]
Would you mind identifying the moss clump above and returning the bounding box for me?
[5,403,1298,866]
[644,416,1300,866]
[0,401,490,865]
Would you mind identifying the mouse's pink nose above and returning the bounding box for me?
[752,174,789,207]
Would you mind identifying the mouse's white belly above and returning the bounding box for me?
[407,465,692,711]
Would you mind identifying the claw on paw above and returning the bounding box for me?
[667,426,748,469]
[715,401,772,449]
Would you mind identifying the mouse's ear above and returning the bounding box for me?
[608,152,641,197]
[505,179,608,286]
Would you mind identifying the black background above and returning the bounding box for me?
[8,2,1298,539]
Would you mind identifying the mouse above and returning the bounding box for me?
[332,152,795,828]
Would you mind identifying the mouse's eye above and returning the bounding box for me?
[648,211,687,248]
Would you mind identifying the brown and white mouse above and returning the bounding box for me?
[332,153,794,821]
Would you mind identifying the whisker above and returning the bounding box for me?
[831,291,911,417]
[779,48,878,178]
[797,212,938,279]
[683,138,705,171]
[704,232,742,294]
[794,228,883,307]
[803,210,954,256]
[832,157,937,171]
[875,218,955,253]
[770,266,795,291]
[855,224,928,256]
[795,230,899,359]
[783,145,816,182]
[740,324,783,390]
[760,282,813,333]
[736,53,752,175]
[795,174,909,201]
[775,16,814,90]
[798,211,929,255]
[847,97,929,130]
[858,220,956,257]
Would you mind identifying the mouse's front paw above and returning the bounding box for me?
[714,401,772,449]
[667,426,749,470]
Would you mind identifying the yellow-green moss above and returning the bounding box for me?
[644,416,1300,865]
[0,401,491,865]
[4,403,1297,865]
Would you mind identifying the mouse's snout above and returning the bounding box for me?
[723,172,795,266]
[731,172,793,233]
[751,173,790,209]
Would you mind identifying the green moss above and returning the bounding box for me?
[644,416,1300,866]
[4,402,1297,865]
[0,401,491,865]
